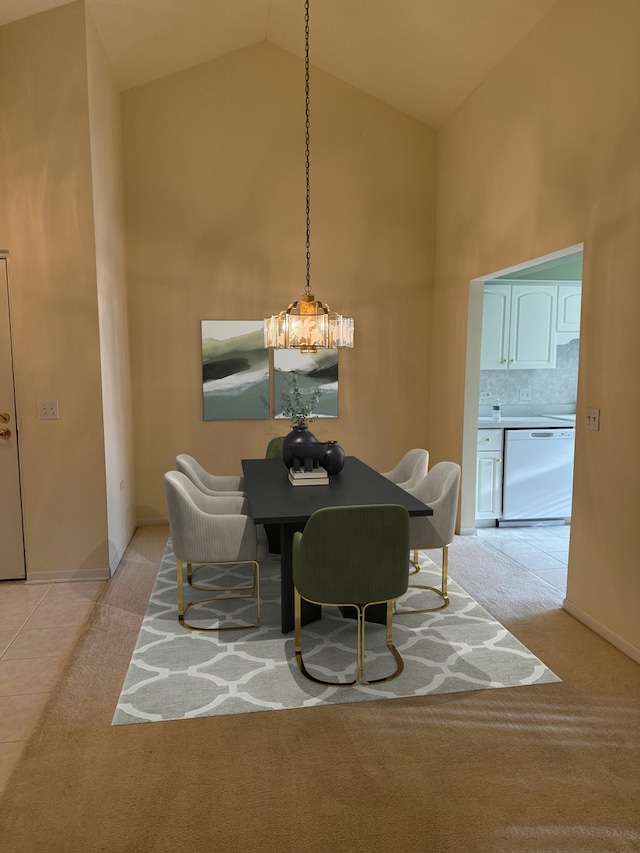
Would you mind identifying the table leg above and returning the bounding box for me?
[280,522,321,633]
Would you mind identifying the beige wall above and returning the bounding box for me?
[0,2,111,580]
[3,0,637,662]
[122,42,436,520]
[86,10,137,572]
[431,0,640,657]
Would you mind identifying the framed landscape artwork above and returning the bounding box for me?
[201,320,269,420]
[274,349,338,420]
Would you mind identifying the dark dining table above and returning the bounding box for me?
[241,455,433,633]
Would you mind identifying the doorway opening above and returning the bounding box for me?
[459,244,584,591]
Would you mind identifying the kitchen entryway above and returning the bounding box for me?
[476,524,569,593]
[460,243,583,535]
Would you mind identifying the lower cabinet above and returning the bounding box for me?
[476,429,503,520]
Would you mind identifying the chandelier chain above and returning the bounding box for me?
[262,0,353,349]
[304,0,311,295]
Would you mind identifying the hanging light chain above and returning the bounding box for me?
[262,0,354,350]
[304,0,312,296]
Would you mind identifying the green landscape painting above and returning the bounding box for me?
[274,349,338,420]
[201,321,269,420]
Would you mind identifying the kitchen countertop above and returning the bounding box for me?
[478,415,576,428]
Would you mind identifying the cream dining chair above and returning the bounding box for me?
[395,461,461,614]
[164,470,267,631]
[175,453,245,496]
[381,448,429,492]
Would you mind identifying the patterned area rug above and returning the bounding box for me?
[112,540,560,725]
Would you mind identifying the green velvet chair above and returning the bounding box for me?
[292,504,410,686]
[265,436,286,459]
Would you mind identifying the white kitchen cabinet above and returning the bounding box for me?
[480,283,557,370]
[557,285,581,332]
[476,429,503,520]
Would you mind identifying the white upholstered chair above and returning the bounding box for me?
[395,461,461,614]
[381,448,429,492]
[164,470,267,631]
[175,453,245,496]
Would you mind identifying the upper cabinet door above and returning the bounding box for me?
[480,284,511,370]
[480,283,558,370]
[509,285,557,369]
[557,285,582,332]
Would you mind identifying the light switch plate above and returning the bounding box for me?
[39,401,59,420]
[586,407,600,431]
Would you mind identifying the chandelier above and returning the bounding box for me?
[263,0,354,354]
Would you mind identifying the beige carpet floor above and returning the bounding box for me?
[0,524,639,853]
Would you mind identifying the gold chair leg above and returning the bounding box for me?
[177,559,261,632]
[294,590,357,686]
[360,601,404,685]
[409,548,420,575]
[294,595,404,686]
[395,545,450,614]
[177,558,185,622]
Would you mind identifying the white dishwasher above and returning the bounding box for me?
[501,428,575,523]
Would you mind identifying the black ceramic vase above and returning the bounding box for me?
[282,426,318,468]
[322,440,345,474]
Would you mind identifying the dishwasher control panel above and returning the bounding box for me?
[526,429,575,439]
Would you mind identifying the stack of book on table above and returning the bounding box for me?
[288,467,329,486]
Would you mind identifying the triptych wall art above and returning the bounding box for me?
[201,320,338,421]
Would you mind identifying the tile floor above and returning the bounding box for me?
[476,522,570,593]
[0,579,106,794]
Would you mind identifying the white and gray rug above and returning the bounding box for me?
[112,540,560,725]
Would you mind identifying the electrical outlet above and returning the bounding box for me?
[586,407,600,431]
[479,391,492,401]
[519,388,531,402]
[38,401,59,420]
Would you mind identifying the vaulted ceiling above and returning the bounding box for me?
[0,0,557,126]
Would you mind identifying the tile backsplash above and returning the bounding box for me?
[478,337,579,418]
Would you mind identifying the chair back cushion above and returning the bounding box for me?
[293,504,409,605]
[175,454,245,494]
[265,436,286,459]
[382,448,429,489]
[408,461,461,549]
[164,471,258,563]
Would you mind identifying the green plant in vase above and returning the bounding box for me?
[278,370,322,429]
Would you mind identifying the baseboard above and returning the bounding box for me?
[458,527,477,536]
[563,597,640,665]
[109,522,138,576]
[137,518,169,526]
[27,567,111,584]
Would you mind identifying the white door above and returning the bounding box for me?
[0,258,26,580]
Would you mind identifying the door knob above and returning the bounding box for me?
[0,428,11,440]
[0,412,9,423]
